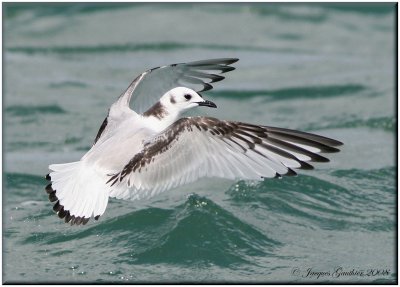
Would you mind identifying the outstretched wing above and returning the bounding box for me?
[92,58,238,146]
[116,58,238,114]
[107,117,343,200]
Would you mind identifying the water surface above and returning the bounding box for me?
[3,3,396,283]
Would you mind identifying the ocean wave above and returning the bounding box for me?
[3,2,396,283]
[6,42,311,55]
[227,167,395,232]
[6,141,53,151]
[49,81,88,89]
[209,84,366,101]
[5,105,67,117]
[5,165,396,282]
[303,116,395,132]
[27,194,279,268]
[5,173,47,191]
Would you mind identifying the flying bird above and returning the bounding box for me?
[45,58,343,225]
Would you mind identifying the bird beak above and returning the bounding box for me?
[197,99,217,108]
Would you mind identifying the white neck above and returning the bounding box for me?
[140,101,180,133]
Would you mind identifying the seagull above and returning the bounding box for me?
[45,58,343,226]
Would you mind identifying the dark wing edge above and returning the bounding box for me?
[107,116,342,186]
[180,58,239,92]
[115,58,239,114]
[95,72,148,145]
[262,125,344,147]
[93,117,108,145]
[106,119,189,186]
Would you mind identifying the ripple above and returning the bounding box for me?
[6,42,311,55]
[5,105,66,117]
[26,195,279,268]
[249,4,328,23]
[125,195,279,266]
[209,84,366,101]
[49,81,88,89]
[227,167,395,232]
[304,116,395,132]
[5,173,46,191]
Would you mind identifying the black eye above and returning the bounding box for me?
[184,94,192,100]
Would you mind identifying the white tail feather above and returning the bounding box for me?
[48,161,109,225]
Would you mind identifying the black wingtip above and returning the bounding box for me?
[327,139,344,147]
[210,74,225,83]
[187,58,239,67]
[286,168,298,177]
[220,66,236,73]
[45,173,51,181]
[219,58,239,65]
[299,161,315,170]
[229,58,239,64]
[200,83,213,92]
[310,154,330,163]
[218,58,239,65]
[94,215,100,221]
[321,145,341,153]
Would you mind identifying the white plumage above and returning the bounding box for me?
[45,58,343,225]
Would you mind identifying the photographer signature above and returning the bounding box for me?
[292,266,391,279]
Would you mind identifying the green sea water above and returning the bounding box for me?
[3,3,396,283]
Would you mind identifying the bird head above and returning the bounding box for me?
[160,87,217,115]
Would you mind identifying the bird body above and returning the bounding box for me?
[46,58,343,225]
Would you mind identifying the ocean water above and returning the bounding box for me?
[3,3,396,283]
